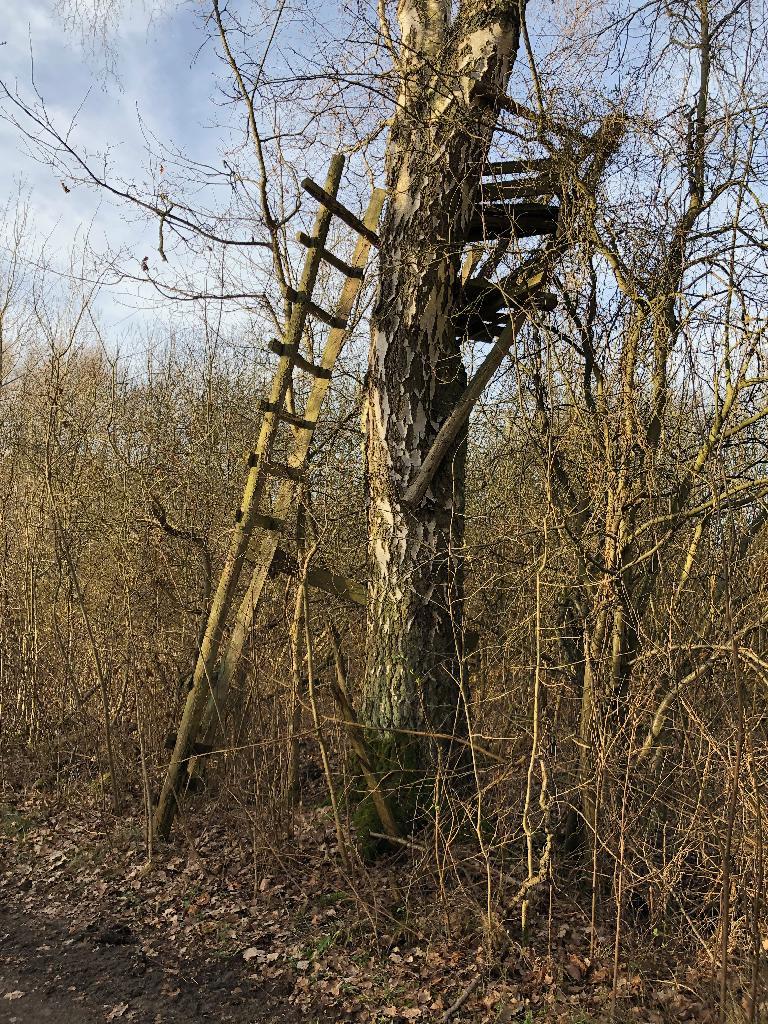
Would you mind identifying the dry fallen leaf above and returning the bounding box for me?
[106,1003,129,1020]
[3,991,24,1001]
[564,963,581,981]
[243,947,260,961]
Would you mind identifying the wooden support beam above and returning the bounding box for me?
[269,546,367,606]
[485,158,551,176]
[462,269,545,308]
[489,93,593,145]
[457,270,547,332]
[404,277,555,507]
[268,338,332,379]
[455,290,556,339]
[296,232,364,279]
[301,178,380,246]
[467,203,559,242]
[285,286,348,329]
[404,313,526,506]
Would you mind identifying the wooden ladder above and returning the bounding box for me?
[154,153,385,837]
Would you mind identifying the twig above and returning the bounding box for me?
[369,831,427,851]
[441,976,481,1023]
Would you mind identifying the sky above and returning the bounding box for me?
[0,0,234,335]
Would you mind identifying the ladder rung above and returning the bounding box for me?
[270,547,367,606]
[296,232,364,279]
[268,338,332,379]
[265,461,303,482]
[252,512,283,532]
[294,352,332,379]
[259,400,315,431]
[301,178,380,247]
[485,158,552,176]
[285,287,348,330]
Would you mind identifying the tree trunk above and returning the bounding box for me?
[361,0,525,833]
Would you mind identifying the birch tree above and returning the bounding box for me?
[362,0,528,798]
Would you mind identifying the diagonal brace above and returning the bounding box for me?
[403,284,552,508]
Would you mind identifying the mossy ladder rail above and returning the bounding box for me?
[153,153,386,839]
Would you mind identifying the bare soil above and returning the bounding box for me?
[0,902,297,1024]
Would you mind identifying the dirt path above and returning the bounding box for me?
[0,904,298,1024]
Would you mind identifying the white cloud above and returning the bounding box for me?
[0,0,228,333]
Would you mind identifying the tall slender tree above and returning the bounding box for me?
[363,2,527,786]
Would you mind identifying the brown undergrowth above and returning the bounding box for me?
[0,749,751,1024]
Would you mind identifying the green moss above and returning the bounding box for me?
[351,733,436,860]
[351,727,507,862]
[353,796,396,860]
[316,889,351,908]
[0,807,35,838]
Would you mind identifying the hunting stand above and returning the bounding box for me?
[153,152,558,839]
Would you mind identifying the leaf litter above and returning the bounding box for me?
[0,773,735,1022]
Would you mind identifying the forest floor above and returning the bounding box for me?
[0,757,735,1023]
